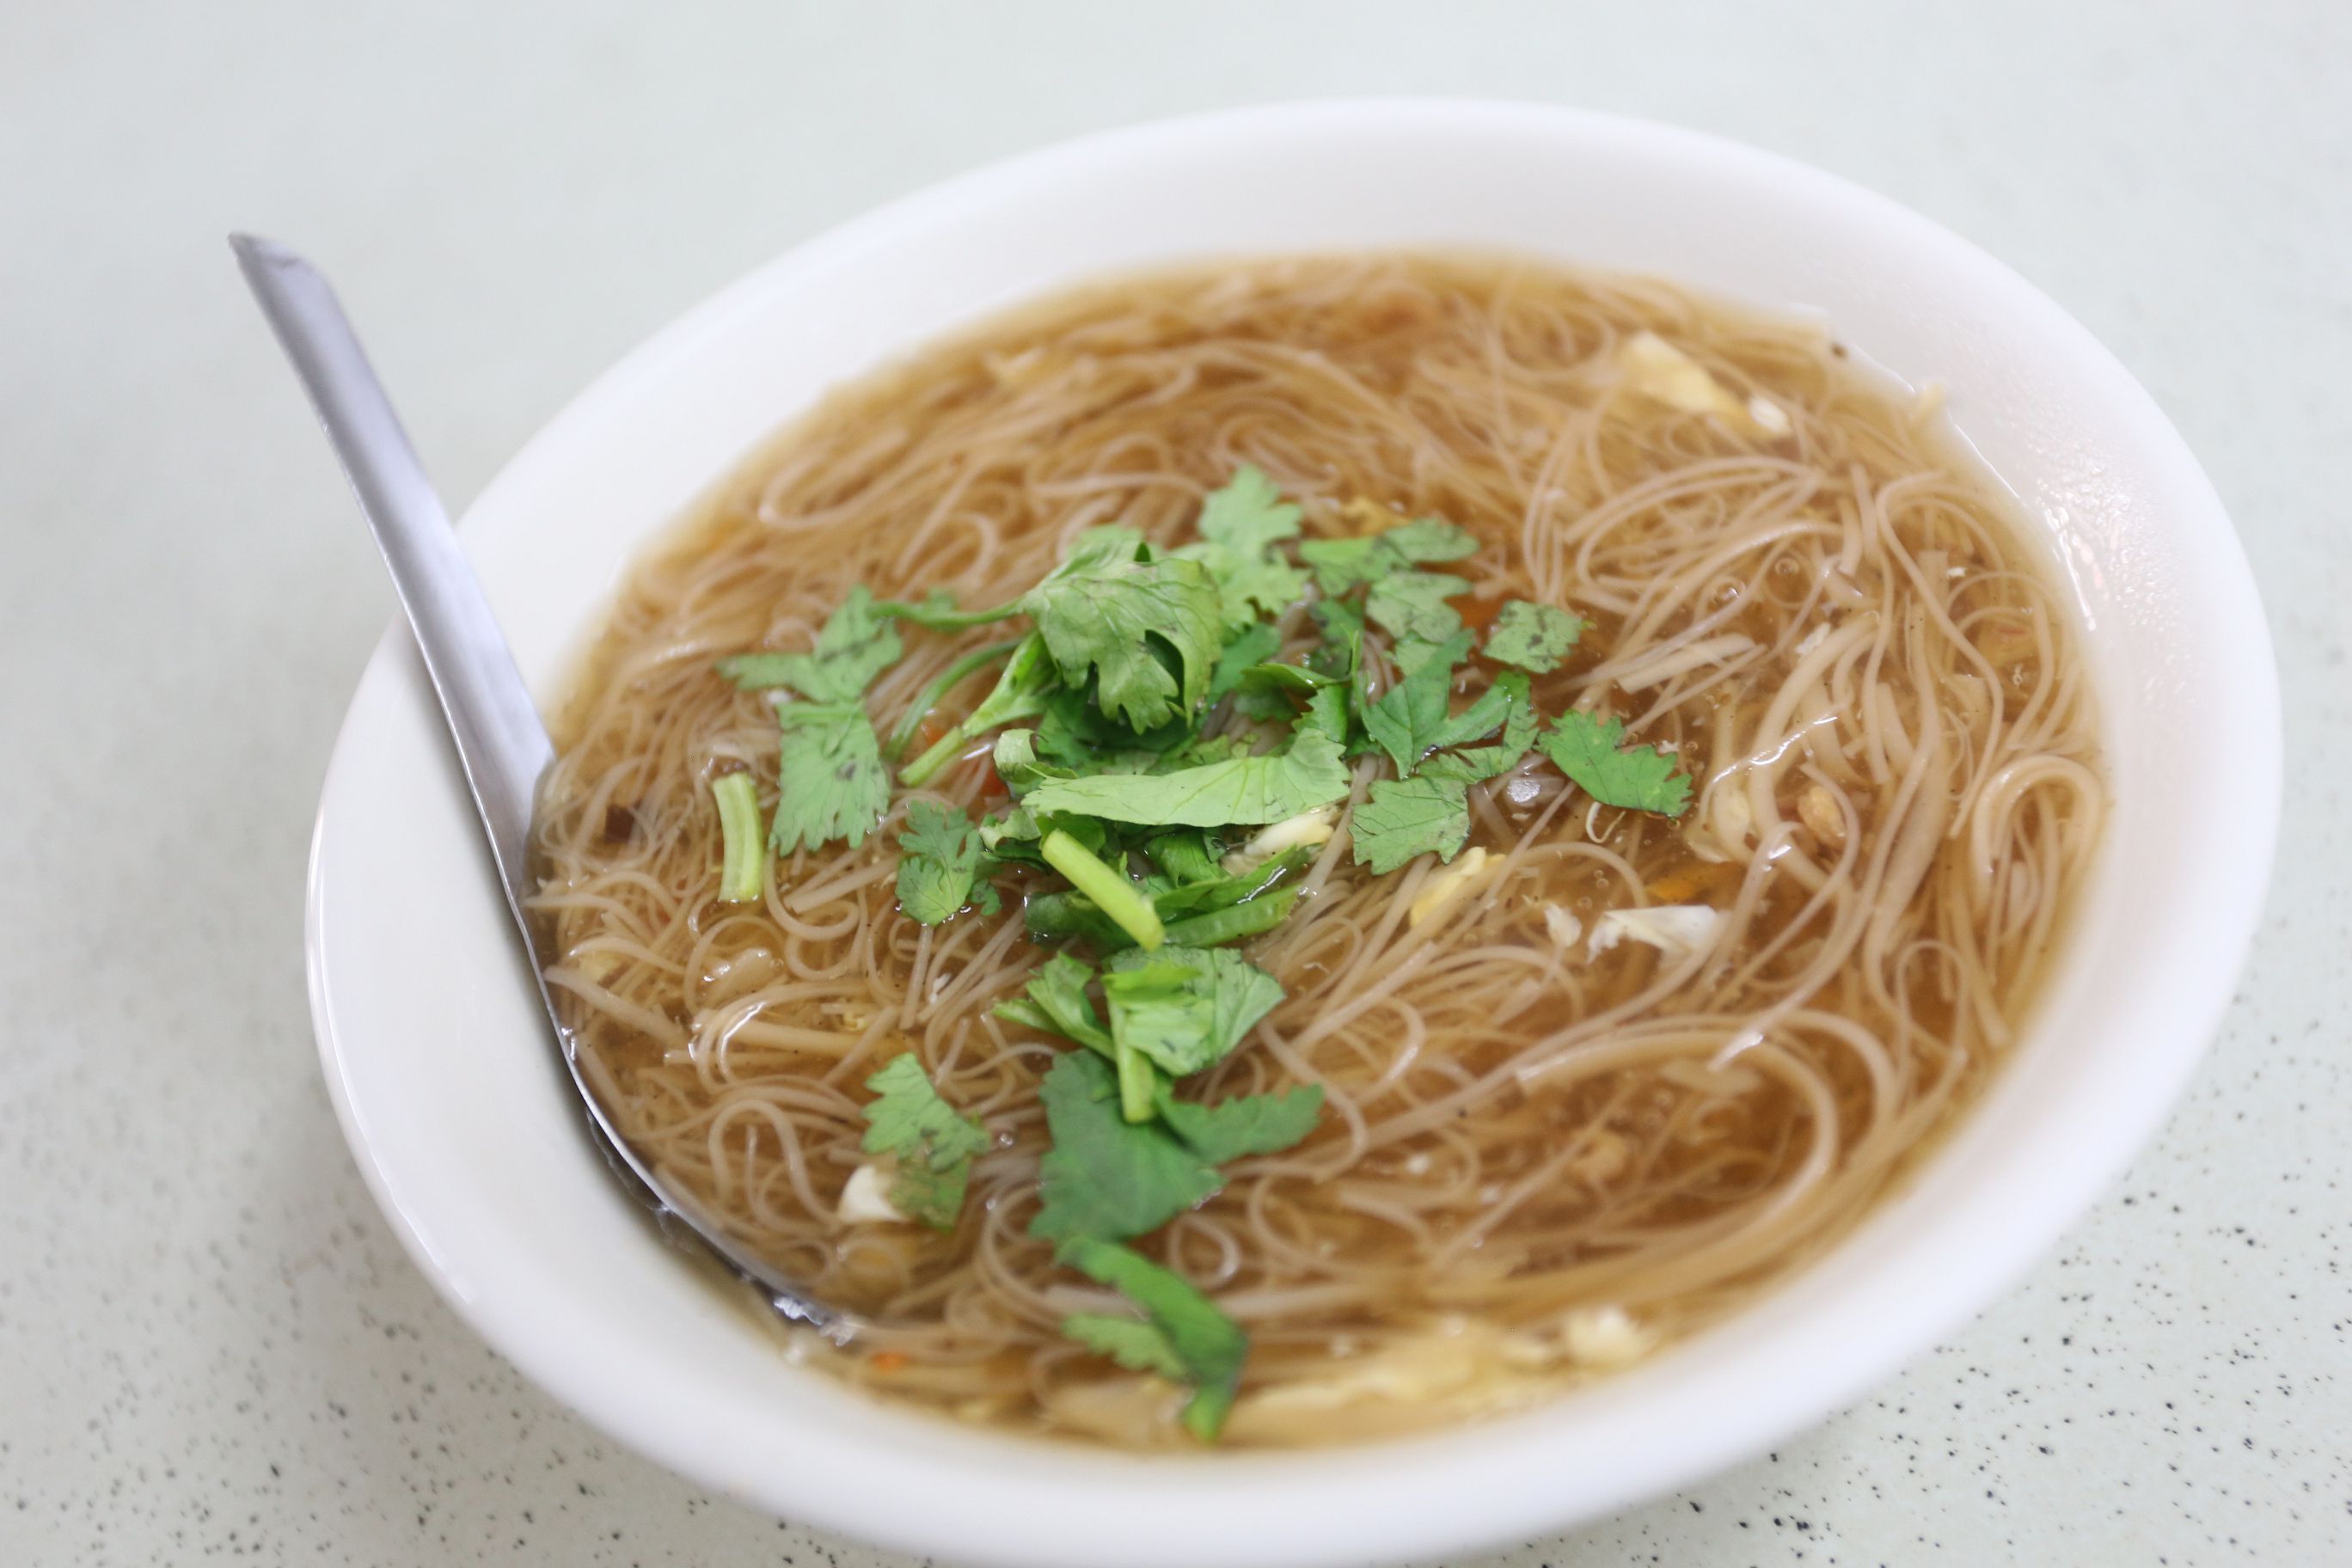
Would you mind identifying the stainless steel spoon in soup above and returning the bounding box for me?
[232,235,842,1331]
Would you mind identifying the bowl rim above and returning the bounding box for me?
[304,96,2281,1568]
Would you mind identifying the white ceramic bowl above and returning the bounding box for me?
[306,100,2278,1568]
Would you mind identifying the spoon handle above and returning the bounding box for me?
[231,234,553,929]
[234,236,840,1329]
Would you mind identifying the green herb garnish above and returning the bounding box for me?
[1040,828,1164,952]
[1158,890,1300,948]
[1100,945,1284,1079]
[710,468,1648,1442]
[1021,729,1351,828]
[1484,598,1583,674]
[1057,1234,1250,1442]
[709,771,766,903]
[898,634,1059,787]
[1360,630,1473,777]
[770,701,891,854]
[883,637,1024,759]
[1024,541,1223,732]
[895,799,989,924]
[1297,515,1476,594]
[1420,671,1540,783]
[1366,567,1474,644]
[1351,775,1473,873]
[1207,622,1285,705]
[1175,466,1309,630]
[1537,711,1694,816]
[719,587,903,703]
[1299,513,1479,644]
[860,1055,990,1229]
[1154,1082,1325,1163]
[1063,1311,1190,1381]
[1030,1052,1222,1240]
[994,951,1114,1054]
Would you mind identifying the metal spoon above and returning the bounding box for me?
[234,235,839,1330]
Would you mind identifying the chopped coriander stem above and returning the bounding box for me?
[899,634,1056,787]
[1113,1036,1157,1124]
[884,637,1023,760]
[1160,891,1297,948]
[899,726,980,788]
[1040,830,1163,952]
[873,598,1020,631]
[709,772,765,902]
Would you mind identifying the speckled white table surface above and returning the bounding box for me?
[3,3,2346,1564]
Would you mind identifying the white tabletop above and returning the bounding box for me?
[3,3,2344,1564]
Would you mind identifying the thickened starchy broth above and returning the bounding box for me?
[529,255,2104,1449]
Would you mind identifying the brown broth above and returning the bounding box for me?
[530,254,2104,1449]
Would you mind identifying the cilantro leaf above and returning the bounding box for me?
[1030,1052,1222,1243]
[1537,711,1694,816]
[1021,728,1351,828]
[1197,561,1308,636]
[1366,568,1473,643]
[1052,524,1155,575]
[1299,683,1351,747]
[1034,684,1191,774]
[1151,732,1255,771]
[860,1055,989,1229]
[1231,660,1344,711]
[989,729,1069,796]
[1431,668,1528,750]
[1155,1083,1324,1163]
[1102,946,1283,1077]
[1020,541,1222,732]
[1484,599,1583,674]
[1298,515,1477,595]
[717,586,903,704]
[1176,466,1308,630]
[1099,958,1221,1075]
[994,952,1114,1054]
[1056,1235,1248,1442]
[1296,536,1385,597]
[1239,664,1342,699]
[1062,1313,1188,1381]
[769,702,891,854]
[1421,671,1540,783]
[1311,592,1367,656]
[1381,517,1481,564]
[1360,631,1473,777]
[1207,622,1284,704]
[1197,465,1303,554]
[1389,634,1461,676]
[895,799,983,924]
[975,803,1041,861]
[1142,830,1223,885]
[1351,776,1472,873]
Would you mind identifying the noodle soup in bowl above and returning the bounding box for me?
[305,101,2277,1566]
